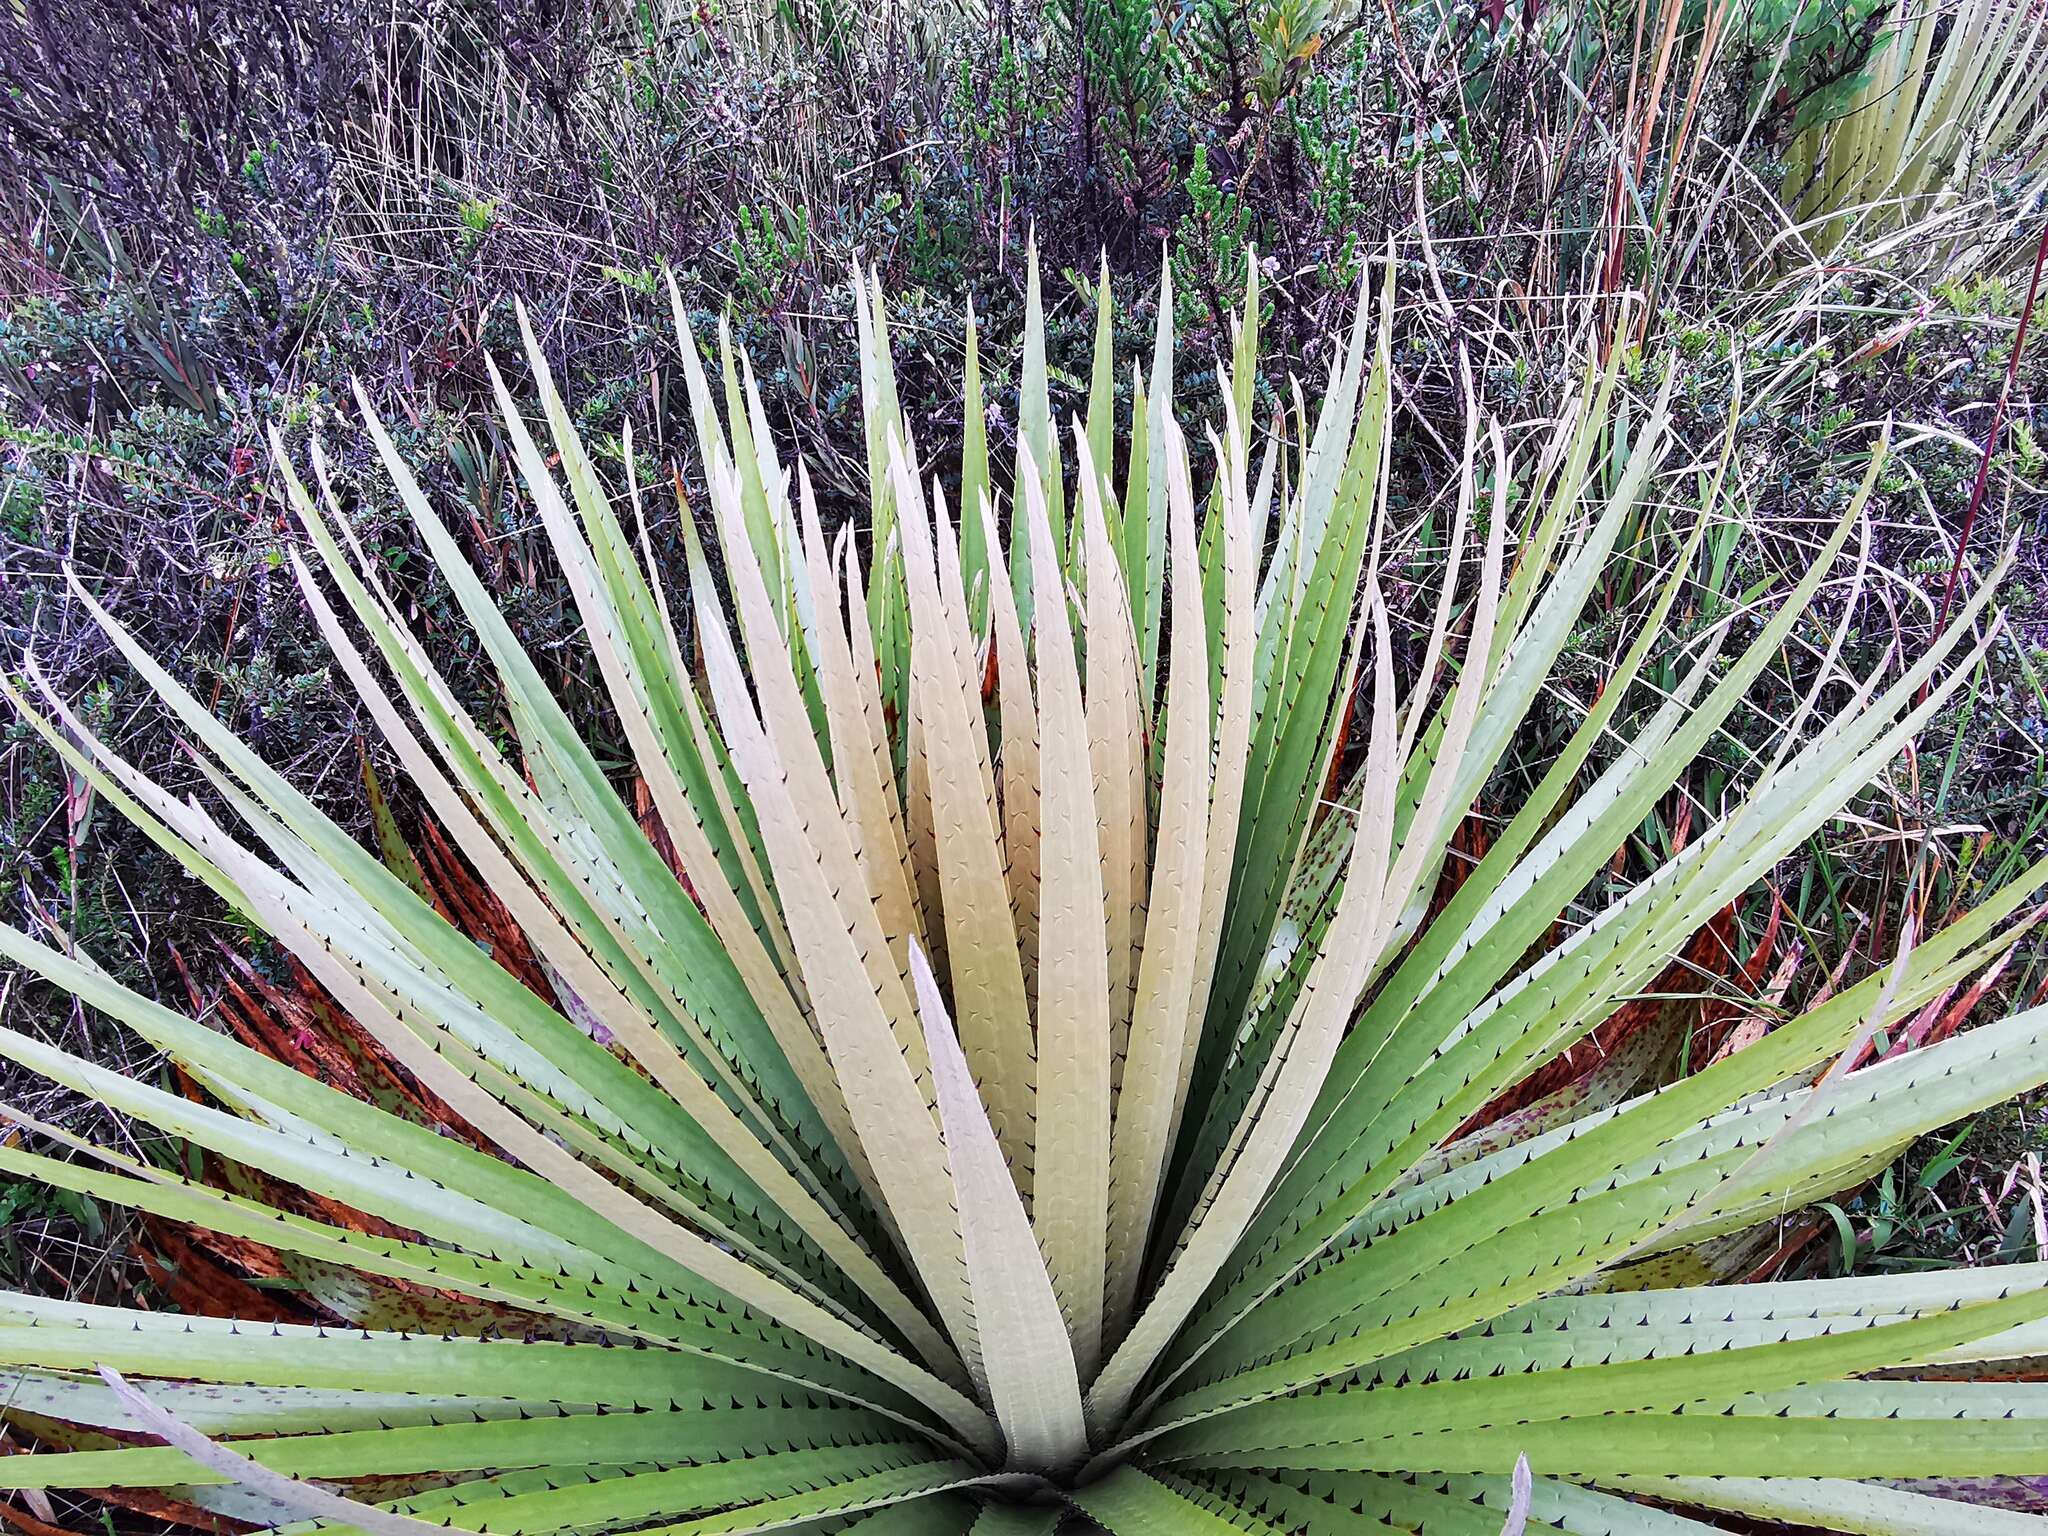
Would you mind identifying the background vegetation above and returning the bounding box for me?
[1,0,2046,1483]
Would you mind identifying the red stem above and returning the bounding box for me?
[1931,218,2048,641]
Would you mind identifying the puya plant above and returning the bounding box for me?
[1784,0,2048,256]
[3,250,2048,1536]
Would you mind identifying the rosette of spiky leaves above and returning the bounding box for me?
[1785,0,2048,254]
[4,249,2048,1536]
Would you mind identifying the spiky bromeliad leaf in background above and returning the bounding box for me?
[3,251,2048,1536]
